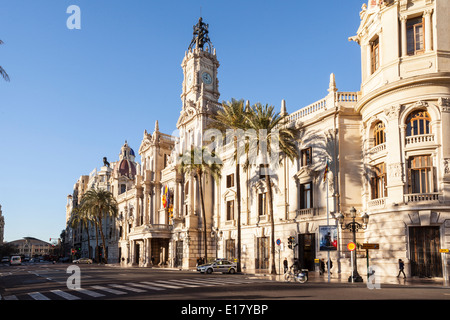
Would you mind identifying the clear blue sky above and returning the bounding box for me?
[0,0,363,242]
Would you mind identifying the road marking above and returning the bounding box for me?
[91,285,127,295]
[28,292,51,300]
[109,283,146,293]
[140,281,182,289]
[126,282,166,291]
[73,288,105,298]
[177,279,216,286]
[168,279,201,287]
[155,280,199,288]
[51,290,81,300]
[3,295,18,300]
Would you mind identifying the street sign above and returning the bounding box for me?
[440,249,449,253]
[347,242,356,251]
[361,243,379,250]
[276,239,281,246]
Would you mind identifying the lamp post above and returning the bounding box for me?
[337,207,369,282]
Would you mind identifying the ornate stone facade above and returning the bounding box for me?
[66,0,450,279]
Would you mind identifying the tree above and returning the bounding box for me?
[245,103,298,274]
[0,40,9,82]
[178,146,222,263]
[209,98,250,272]
[80,189,118,263]
[69,207,93,260]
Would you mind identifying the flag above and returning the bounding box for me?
[323,159,329,183]
[162,185,168,208]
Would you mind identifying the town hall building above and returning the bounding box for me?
[66,0,450,281]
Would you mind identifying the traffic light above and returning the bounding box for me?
[287,236,296,249]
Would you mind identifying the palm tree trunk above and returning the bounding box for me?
[235,160,242,273]
[97,212,108,263]
[197,174,207,263]
[94,222,99,263]
[86,221,92,259]
[264,162,277,275]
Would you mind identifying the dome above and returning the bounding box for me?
[118,159,136,178]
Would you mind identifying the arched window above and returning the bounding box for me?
[406,110,431,136]
[373,121,386,146]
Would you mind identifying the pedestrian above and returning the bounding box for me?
[283,258,288,274]
[397,259,406,278]
[319,259,325,275]
[327,259,333,275]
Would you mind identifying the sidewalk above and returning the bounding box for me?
[104,263,449,288]
[245,270,450,288]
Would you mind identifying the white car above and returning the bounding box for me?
[73,258,93,264]
[197,259,237,274]
[10,256,22,266]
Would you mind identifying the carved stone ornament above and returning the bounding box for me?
[443,159,450,175]
[438,97,450,112]
[384,105,401,120]
[388,163,403,180]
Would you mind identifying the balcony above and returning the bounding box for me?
[295,208,316,219]
[367,198,386,210]
[404,193,441,204]
[405,134,435,147]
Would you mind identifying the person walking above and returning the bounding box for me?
[397,259,406,278]
[283,258,288,274]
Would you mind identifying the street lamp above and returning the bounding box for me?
[337,207,369,282]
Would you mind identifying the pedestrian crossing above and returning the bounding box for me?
[2,276,269,300]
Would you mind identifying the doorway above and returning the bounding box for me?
[175,241,183,268]
[409,226,442,278]
[256,237,269,273]
[298,233,316,271]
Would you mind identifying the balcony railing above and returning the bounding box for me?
[368,198,386,209]
[405,134,435,146]
[404,193,441,203]
[296,208,316,218]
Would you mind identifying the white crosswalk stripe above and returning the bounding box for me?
[90,285,127,295]
[3,295,18,300]
[140,281,182,289]
[155,280,199,288]
[109,283,146,293]
[73,288,105,298]
[51,290,81,300]
[28,292,50,300]
[126,282,166,291]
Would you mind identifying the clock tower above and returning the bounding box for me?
[177,17,220,137]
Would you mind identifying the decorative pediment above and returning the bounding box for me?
[177,100,198,127]
[293,167,319,183]
[222,188,236,200]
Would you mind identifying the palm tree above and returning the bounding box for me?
[80,189,118,263]
[178,146,222,263]
[0,40,9,82]
[69,207,93,259]
[245,103,298,274]
[209,98,250,272]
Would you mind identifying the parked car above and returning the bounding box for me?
[197,259,237,274]
[1,256,10,264]
[73,258,93,264]
[10,256,22,266]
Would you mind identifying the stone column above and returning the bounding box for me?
[400,15,407,57]
[424,9,433,52]
[384,105,405,204]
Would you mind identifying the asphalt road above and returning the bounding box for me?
[1,262,449,317]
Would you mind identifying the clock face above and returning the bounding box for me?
[201,72,212,84]
[186,73,193,87]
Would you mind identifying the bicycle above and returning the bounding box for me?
[284,267,308,283]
